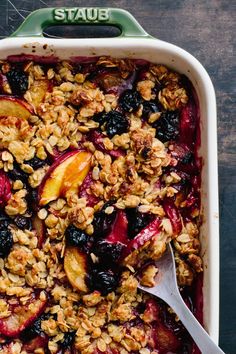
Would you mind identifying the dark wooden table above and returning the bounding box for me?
[0,0,235,353]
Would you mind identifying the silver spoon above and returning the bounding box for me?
[138,243,225,354]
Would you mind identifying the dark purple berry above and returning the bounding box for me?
[6,69,28,96]
[141,147,151,159]
[65,225,90,252]
[126,208,154,239]
[119,90,142,112]
[8,163,29,183]
[92,202,116,238]
[92,111,107,125]
[142,100,162,120]
[105,110,129,138]
[26,188,38,212]
[92,110,129,138]
[72,64,82,75]
[94,240,124,265]
[0,229,13,257]
[14,215,31,230]
[21,313,49,341]
[26,157,48,170]
[0,212,11,231]
[153,110,180,143]
[60,331,76,349]
[87,269,118,295]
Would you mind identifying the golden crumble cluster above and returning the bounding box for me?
[0,56,202,354]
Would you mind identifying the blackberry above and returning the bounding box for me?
[0,212,11,231]
[21,314,49,341]
[92,110,129,138]
[60,331,76,349]
[72,64,82,75]
[126,208,154,239]
[94,240,124,265]
[65,225,90,252]
[153,110,180,143]
[142,100,162,120]
[14,215,31,230]
[92,111,107,125]
[92,202,116,238]
[0,229,13,257]
[105,110,129,138]
[141,147,151,159]
[26,188,38,212]
[6,68,28,96]
[26,157,48,170]
[87,269,118,295]
[119,90,142,112]
[8,163,29,183]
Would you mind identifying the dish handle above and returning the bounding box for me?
[11,7,151,38]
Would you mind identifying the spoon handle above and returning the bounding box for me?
[166,292,225,354]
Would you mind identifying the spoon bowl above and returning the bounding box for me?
[138,243,224,354]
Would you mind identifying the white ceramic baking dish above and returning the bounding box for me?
[0,7,219,345]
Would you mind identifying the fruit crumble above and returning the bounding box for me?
[0,56,202,354]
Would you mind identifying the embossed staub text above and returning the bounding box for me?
[53,8,110,22]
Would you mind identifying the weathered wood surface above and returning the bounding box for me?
[0,0,235,352]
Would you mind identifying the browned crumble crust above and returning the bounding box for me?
[0,57,202,354]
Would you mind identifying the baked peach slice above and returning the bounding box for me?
[61,150,92,197]
[64,246,88,292]
[39,150,92,206]
[0,292,47,337]
[0,96,33,119]
[39,151,78,206]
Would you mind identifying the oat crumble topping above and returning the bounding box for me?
[0,56,202,354]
